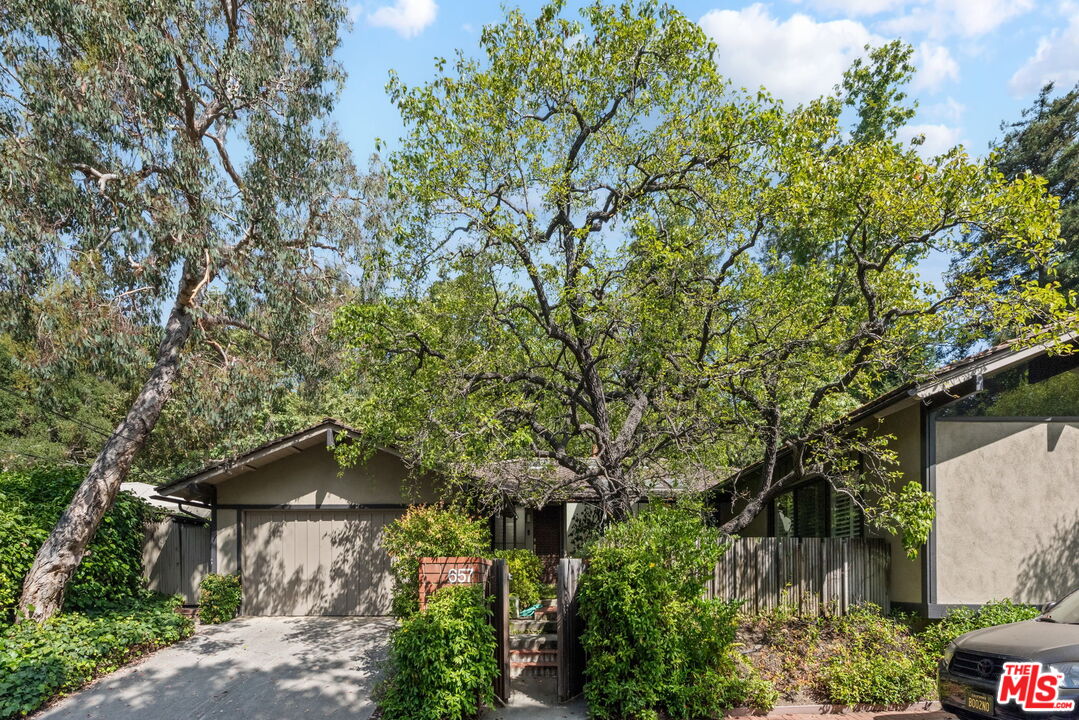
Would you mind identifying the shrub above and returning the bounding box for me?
[818,605,935,705]
[0,467,151,623]
[493,549,542,607]
[0,594,193,718]
[198,574,242,624]
[381,505,491,616]
[379,585,497,720]
[579,500,768,719]
[920,599,1041,659]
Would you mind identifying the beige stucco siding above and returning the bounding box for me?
[934,420,1079,605]
[215,445,438,506]
[864,403,923,605]
[215,509,239,574]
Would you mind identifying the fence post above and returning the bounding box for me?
[558,558,586,701]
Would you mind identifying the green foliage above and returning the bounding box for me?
[335,0,1071,535]
[493,549,542,607]
[579,501,766,719]
[865,481,936,558]
[378,585,497,720]
[198,574,242,624]
[0,594,193,718]
[0,468,149,624]
[919,599,1041,659]
[381,506,491,617]
[819,605,936,705]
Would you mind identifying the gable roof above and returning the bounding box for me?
[155,418,403,500]
[709,331,1078,493]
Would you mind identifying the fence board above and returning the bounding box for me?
[142,518,210,604]
[486,558,511,705]
[707,537,889,616]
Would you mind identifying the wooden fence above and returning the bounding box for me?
[142,517,211,604]
[705,537,890,615]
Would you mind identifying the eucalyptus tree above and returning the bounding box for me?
[334,1,1069,547]
[0,0,374,620]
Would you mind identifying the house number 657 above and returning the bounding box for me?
[446,568,475,583]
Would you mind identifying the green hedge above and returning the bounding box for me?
[198,574,242,624]
[381,505,491,617]
[0,467,151,623]
[919,599,1041,659]
[579,501,769,719]
[493,549,542,607]
[0,594,193,718]
[378,585,497,720]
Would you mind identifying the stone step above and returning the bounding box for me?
[509,632,558,651]
[510,619,556,634]
[510,649,559,665]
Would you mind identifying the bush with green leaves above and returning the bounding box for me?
[381,505,491,616]
[579,500,767,719]
[0,467,151,623]
[818,605,935,705]
[493,549,542,607]
[0,594,192,718]
[378,584,497,720]
[198,574,242,624]
[919,599,1041,659]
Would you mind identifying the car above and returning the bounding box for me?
[939,590,1079,720]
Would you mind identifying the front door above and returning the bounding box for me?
[532,505,563,583]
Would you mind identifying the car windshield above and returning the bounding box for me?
[1043,589,1079,624]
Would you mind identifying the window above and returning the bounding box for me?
[770,479,863,538]
[935,352,1079,419]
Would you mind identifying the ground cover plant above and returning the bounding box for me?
[378,585,497,720]
[0,594,193,718]
[736,599,1041,706]
[0,468,151,624]
[198,574,242,624]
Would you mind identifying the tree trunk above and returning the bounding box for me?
[18,292,196,622]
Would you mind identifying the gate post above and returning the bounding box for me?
[486,558,511,705]
[557,558,586,701]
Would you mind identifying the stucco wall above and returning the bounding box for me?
[934,419,1079,605]
[866,403,924,605]
[215,509,238,575]
[215,445,438,506]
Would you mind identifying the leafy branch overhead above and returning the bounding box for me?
[333,1,1072,540]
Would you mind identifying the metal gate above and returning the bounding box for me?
[486,558,511,704]
[557,558,586,701]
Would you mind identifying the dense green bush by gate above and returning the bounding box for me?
[0,467,151,624]
[198,574,242,623]
[382,505,491,616]
[493,549,542,607]
[0,594,193,719]
[378,585,497,720]
[579,500,770,719]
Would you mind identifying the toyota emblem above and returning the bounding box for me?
[977,658,994,677]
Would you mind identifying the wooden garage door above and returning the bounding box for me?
[242,509,401,616]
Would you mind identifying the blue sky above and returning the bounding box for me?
[336,0,1079,282]
[337,0,1079,161]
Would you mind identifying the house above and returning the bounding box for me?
[156,419,670,614]
[709,334,1079,617]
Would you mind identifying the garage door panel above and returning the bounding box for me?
[242,509,400,616]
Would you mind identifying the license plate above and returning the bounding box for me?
[967,690,994,714]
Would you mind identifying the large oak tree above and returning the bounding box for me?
[0,0,372,620]
[333,1,1071,548]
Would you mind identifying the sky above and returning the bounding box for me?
[335,0,1079,281]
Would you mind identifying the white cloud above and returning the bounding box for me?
[911,42,959,91]
[899,122,963,156]
[367,0,437,39]
[1010,14,1079,94]
[924,96,965,123]
[881,0,1035,39]
[699,4,881,106]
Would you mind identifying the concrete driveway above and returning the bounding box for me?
[36,616,394,720]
